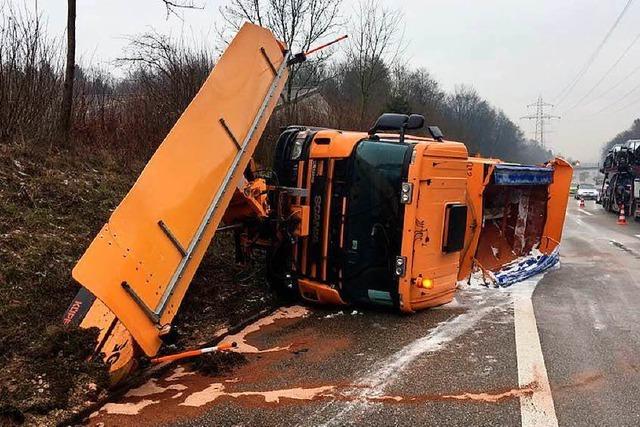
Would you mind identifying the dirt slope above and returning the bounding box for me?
[0,143,274,425]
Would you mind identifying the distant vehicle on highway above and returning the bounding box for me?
[570,182,578,195]
[575,183,599,200]
[600,139,640,220]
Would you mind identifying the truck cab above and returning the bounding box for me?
[272,114,469,312]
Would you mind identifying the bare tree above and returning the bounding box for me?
[117,31,213,117]
[0,2,62,144]
[60,0,75,142]
[159,0,204,19]
[219,0,343,121]
[346,0,404,125]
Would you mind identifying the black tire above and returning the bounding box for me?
[266,240,298,302]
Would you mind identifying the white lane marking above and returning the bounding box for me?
[578,209,594,216]
[512,278,558,427]
[587,300,606,331]
[635,234,640,240]
[305,290,512,427]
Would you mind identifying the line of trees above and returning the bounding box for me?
[0,0,552,165]
[601,118,640,156]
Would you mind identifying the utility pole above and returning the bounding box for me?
[521,96,560,147]
[60,0,76,144]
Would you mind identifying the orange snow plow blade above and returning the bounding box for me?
[459,157,572,280]
[70,23,289,357]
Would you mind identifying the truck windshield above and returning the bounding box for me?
[342,139,409,306]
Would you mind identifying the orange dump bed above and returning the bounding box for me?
[458,157,573,280]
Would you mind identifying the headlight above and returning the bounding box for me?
[394,256,407,277]
[290,132,308,160]
[400,182,413,204]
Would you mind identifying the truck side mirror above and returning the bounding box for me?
[406,114,425,130]
[428,126,444,142]
[368,113,409,135]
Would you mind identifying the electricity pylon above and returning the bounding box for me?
[521,96,561,147]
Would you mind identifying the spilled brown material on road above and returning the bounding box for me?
[88,305,529,426]
[90,378,537,420]
[225,306,310,353]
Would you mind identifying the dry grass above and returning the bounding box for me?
[0,142,143,424]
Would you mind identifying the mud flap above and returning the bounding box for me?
[70,23,289,358]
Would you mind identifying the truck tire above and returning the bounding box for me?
[266,241,298,302]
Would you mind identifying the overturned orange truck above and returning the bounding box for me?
[62,23,572,383]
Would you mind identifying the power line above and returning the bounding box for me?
[615,95,640,112]
[581,62,640,109]
[592,78,640,114]
[566,29,640,112]
[521,96,561,147]
[612,83,640,113]
[554,0,636,107]
[613,97,640,113]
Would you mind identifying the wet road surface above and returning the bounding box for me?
[88,200,640,426]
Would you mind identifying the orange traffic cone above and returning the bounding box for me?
[579,198,585,208]
[617,205,627,225]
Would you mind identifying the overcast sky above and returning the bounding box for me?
[19,0,640,162]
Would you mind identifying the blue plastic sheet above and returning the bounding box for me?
[493,164,553,186]
[493,248,560,287]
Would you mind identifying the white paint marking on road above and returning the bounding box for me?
[635,234,640,240]
[306,277,558,427]
[578,209,594,216]
[511,277,559,427]
[587,300,605,331]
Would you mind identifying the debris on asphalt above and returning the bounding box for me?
[324,311,344,319]
[190,351,248,377]
[151,342,238,364]
[461,247,561,289]
[493,247,560,287]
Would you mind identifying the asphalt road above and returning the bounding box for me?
[88,200,640,427]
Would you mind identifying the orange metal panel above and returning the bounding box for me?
[309,130,366,158]
[291,204,310,237]
[72,23,289,356]
[77,298,137,384]
[321,159,335,280]
[398,141,469,312]
[298,279,347,305]
[457,160,495,280]
[459,157,572,280]
[540,157,573,253]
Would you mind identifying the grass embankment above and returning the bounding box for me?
[0,143,274,425]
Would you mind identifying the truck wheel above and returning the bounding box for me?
[266,242,298,302]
